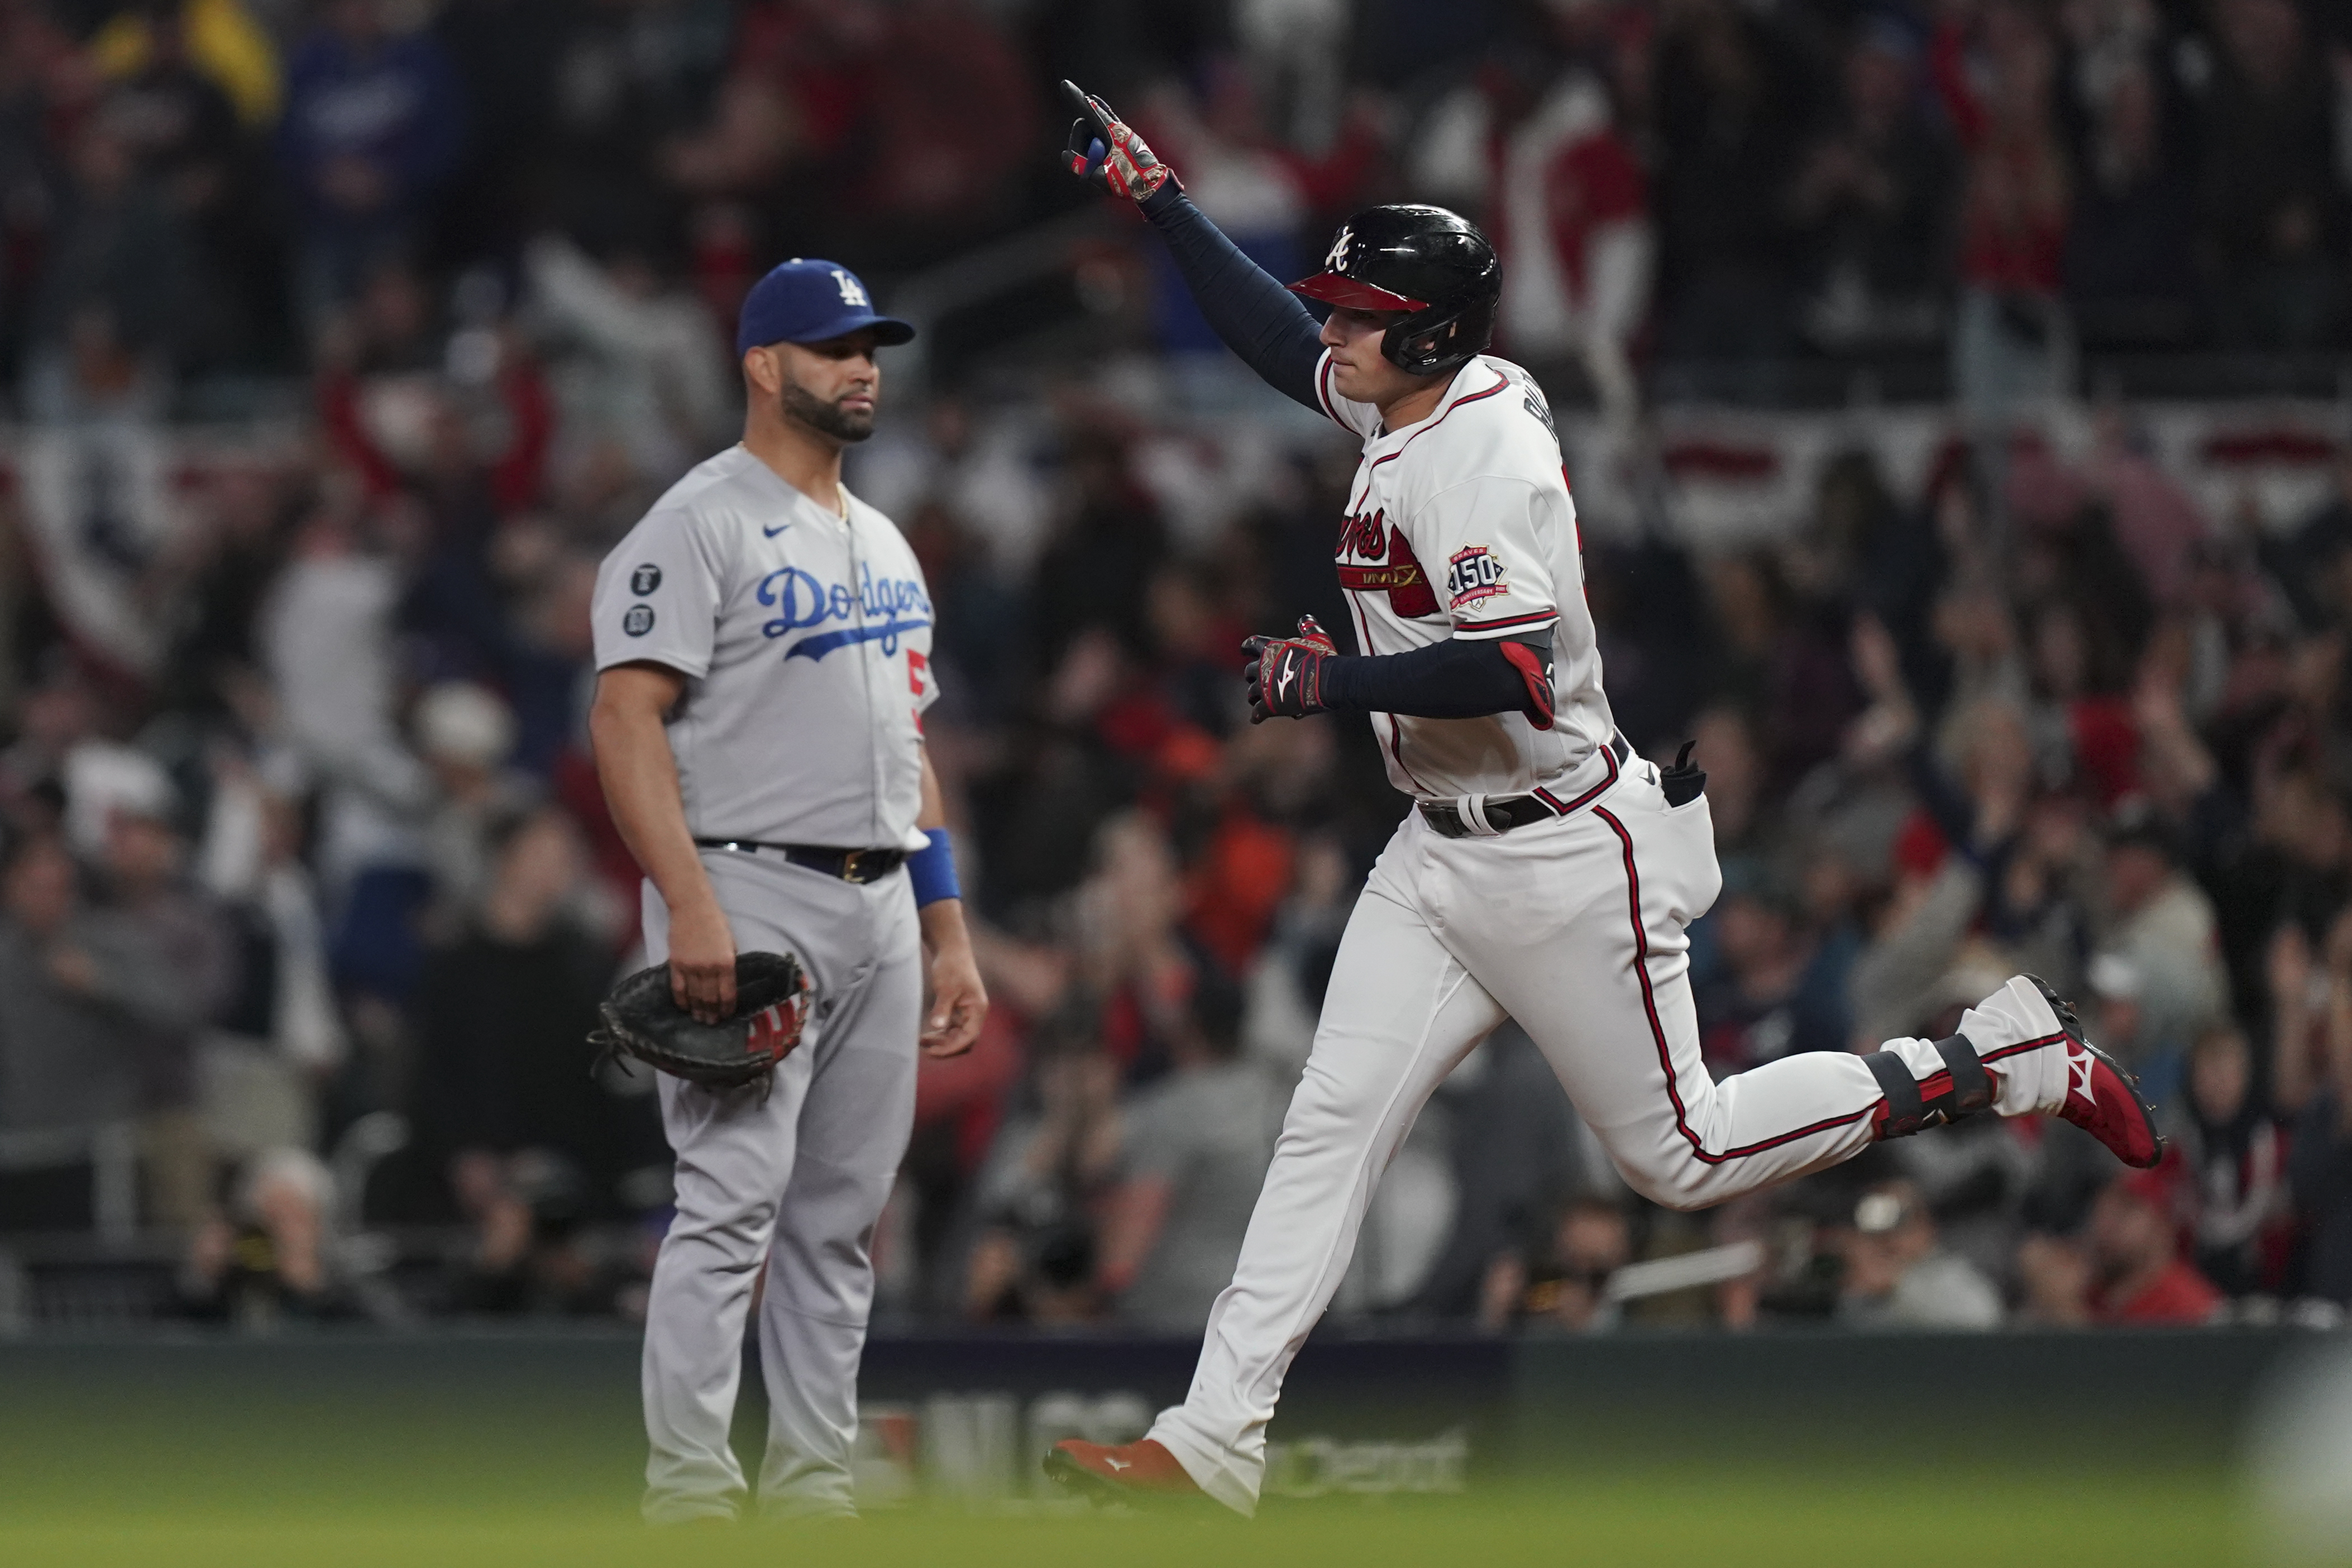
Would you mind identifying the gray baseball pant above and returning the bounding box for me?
[638,849,920,1523]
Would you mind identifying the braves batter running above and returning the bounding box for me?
[1043,85,2164,1516]
[589,260,986,1523]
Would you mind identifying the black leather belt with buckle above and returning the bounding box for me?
[694,839,907,883]
[1418,734,1632,840]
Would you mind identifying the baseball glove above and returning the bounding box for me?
[589,951,812,1092]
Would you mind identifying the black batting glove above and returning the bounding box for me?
[1062,79,1182,203]
[1242,616,1338,724]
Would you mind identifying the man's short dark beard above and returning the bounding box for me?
[778,379,874,443]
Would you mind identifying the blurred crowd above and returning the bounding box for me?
[2,0,2351,1335]
[7,0,2352,417]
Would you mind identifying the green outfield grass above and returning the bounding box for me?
[0,1472,2250,1568]
[0,1334,2311,1568]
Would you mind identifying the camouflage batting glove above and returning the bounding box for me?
[1062,79,1182,203]
[1242,616,1339,723]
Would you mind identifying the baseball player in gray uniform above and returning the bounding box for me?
[589,259,986,1523]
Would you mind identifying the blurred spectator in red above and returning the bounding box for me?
[2020,1156,2222,1324]
[1072,812,1199,1083]
[2022,598,2137,803]
[2198,0,2341,350]
[669,0,1033,264]
[1933,0,2072,422]
[1489,64,1651,423]
[278,0,463,331]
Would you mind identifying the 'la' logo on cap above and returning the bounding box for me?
[832,269,869,308]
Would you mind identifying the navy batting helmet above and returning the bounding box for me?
[1286,204,1500,377]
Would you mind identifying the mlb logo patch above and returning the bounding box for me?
[1447,546,1509,610]
[623,604,656,637]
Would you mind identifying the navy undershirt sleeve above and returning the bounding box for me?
[1140,185,1325,412]
[1317,633,1548,720]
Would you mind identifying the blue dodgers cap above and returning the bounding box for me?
[734,259,914,357]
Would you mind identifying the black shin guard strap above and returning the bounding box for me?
[1865,1050,1925,1138]
[1933,1032,1994,1118]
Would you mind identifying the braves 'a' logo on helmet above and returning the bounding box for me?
[1326,225,1354,274]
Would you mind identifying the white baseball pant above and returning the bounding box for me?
[638,849,920,1523]
[1149,758,2054,1513]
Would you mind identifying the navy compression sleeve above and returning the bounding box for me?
[1139,185,1325,411]
[1317,633,1550,721]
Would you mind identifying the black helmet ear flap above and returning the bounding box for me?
[1383,292,1498,377]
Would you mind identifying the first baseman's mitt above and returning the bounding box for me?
[589,951,812,1091]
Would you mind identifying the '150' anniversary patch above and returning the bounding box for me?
[1446,546,1508,610]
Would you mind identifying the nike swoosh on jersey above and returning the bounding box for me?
[763,522,791,537]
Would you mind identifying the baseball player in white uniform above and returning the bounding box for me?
[589,259,986,1523]
[1045,87,2164,1514]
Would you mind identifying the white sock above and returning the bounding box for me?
[1956,975,2068,1117]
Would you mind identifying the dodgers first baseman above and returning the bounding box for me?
[589,259,986,1523]
[1046,87,2164,1514]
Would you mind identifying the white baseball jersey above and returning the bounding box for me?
[1313,350,1612,800]
[592,445,939,852]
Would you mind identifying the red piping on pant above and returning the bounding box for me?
[1593,804,1878,1164]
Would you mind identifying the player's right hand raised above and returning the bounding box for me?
[1061,80,1182,203]
[667,898,739,1024]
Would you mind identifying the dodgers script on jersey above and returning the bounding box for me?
[1313,350,1612,799]
[591,446,939,851]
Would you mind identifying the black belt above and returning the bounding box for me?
[694,839,907,883]
[1418,734,1631,840]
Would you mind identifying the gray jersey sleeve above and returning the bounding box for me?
[592,506,728,677]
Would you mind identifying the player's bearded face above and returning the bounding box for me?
[775,336,880,442]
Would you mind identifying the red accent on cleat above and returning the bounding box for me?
[1043,1438,1204,1503]
[2026,975,2165,1169]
